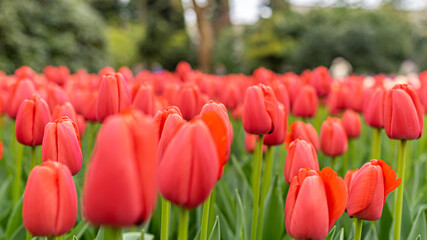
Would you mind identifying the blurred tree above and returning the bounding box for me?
[0,0,110,73]
[88,0,142,23]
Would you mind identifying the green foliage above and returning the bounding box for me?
[0,0,111,74]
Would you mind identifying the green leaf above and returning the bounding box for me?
[208,216,220,240]
[332,228,344,240]
[122,231,154,240]
[378,201,393,240]
[65,221,90,239]
[95,227,105,240]
[407,206,427,240]
[261,176,284,240]
[5,196,24,239]
[235,189,246,240]
[324,226,337,240]
[364,223,379,240]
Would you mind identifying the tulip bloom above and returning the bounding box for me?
[44,65,70,86]
[154,106,183,141]
[292,85,318,118]
[341,109,361,139]
[96,73,131,122]
[320,117,348,157]
[173,82,207,121]
[46,84,70,112]
[158,120,218,209]
[242,84,279,135]
[344,169,359,191]
[83,110,157,226]
[131,83,156,116]
[285,167,348,240]
[16,94,52,146]
[264,103,288,146]
[52,102,77,124]
[384,84,423,140]
[285,121,319,151]
[42,117,82,175]
[363,87,386,128]
[284,138,319,184]
[311,66,332,97]
[23,161,77,236]
[6,79,36,118]
[347,160,400,220]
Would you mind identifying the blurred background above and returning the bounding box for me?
[0,0,426,75]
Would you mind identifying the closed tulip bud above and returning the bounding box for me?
[23,161,77,236]
[284,138,319,184]
[321,117,348,157]
[292,85,318,118]
[363,87,386,128]
[96,73,131,122]
[83,110,158,226]
[52,102,77,124]
[16,94,52,146]
[6,79,36,118]
[157,113,186,162]
[384,84,423,140]
[311,66,332,96]
[43,66,70,86]
[42,117,82,175]
[82,91,98,122]
[154,106,183,140]
[285,121,319,151]
[46,84,70,112]
[76,114,87,137]
[15,65,36,81]
[341,109,361,139]
[243,84,279,135]
[269,80,290,115]
[347,160,400,220]
[264,103,288,146]
[200,101,233,151]
[221,83,241,110]
[285,167,348,240]
[118,66,134,82]
[173,82,207,120]
[158,120,219,209]
[131,83,156,116]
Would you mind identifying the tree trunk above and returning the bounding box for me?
[192,0,214,73]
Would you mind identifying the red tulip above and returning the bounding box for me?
[292,85,318,118]
[23,161,77,236]
[264,103,288,146]
[285,121,319,151]
[6,79,36,118]
[154,106,183,142]
[244,133,267,153]
[15,66,36,81]
[311,66,332,96]
[83,110,158,226]
[320,117,348,157]
[242,84,279,135]
[284,138,319,184]
[157,113,186,162]
[269,80,290,115]
[220,83,241,110]
[76,114,87,137]
[384,84,423,140]
[15,94,52,146]
[344,169,359,191]
[43,66,70,86]
[347,160,400,220]
[363,87,386,128]
[131,83,156,116]
[96,73,131,122]
[158,120,218,209]
[327,82,349,115]
[118,66,134,82]
[42,117,82,175]
[173,82,207,120]
[341,109,361,139]
[52,102,77,124]
[46,84,70,112]
[285,167,348,240]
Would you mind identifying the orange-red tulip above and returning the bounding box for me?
[292,85,318,118]
[347,160,400,220]
[320,117,348,157]
[154,106,183,142]
[285,167,347,240]
[42,117,82,175]
[341,109,361,139]
[285,121,319,151]
[23,161,77,236]
[311,66,332,97]
[6,79,36,118]
[264,103,288,146]
[52,102,77,124]
[131,83,156,116]
[173,82,207,121]
[363,87,386,128]
[43,66,70,86]
[284,138,319,184]
[15,94,52,146]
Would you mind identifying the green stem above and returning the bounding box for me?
[393,140,407,240]
[13,142,23,204]
[25,231,32,240]
[30,146,36,170]
[103,226,122,240]
[160,198,171,240]
[331,156,336,171]
[257,146,274,240]
[251,137,260,193]
[354,218,363,240]
[250,135,264,240]
[207,187,216,233]
[343,141,349,176]
[370,128,381,159]
[178,207,189,240]
[200,192,212,240]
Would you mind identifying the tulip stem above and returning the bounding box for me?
[371,128,381,159]
[343,141,349,176]
[257,146,274,240]
[354,218,363,240]
[160,198,171,240]
[393,139,406,240]
[13,142,23,204]
[30,146,36,170]
[250,135,264,240]
[178,207,189,240]
[103,226,122,240]
[331,156,336,171]
[251,138,260,193]
[200,192,212,240]
[25,231,32,240]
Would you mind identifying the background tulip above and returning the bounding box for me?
[321,117,348,157]
[284,138,319,184]
[341,109,361,139]
[23,161,77,237]
[286,121,319,151]
[363,87,386,128]
[291,85,318,118]
[264,103,287,146]
[6,79,36,118]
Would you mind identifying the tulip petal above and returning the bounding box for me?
[346,166,378,218]
[371,159,401,201]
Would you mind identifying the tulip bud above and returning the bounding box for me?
[264,103,288,146]
[292,85,318,118]
[384,84,423,140]
[76,114,87,137]
[269,80,290,115]
[131,83,156,116]
[96,73,131,122]
[157,113,186,162]
[320,117,348,157]
[173,82,207,121]
[243,84,279,135]
[42,117,82,175]
[285,167,347,240]
[16,94,52,146]
[344,169,359,191]
[311,66,332,97]
[284,138,319,184]
[46,84,70,112]
[347,160,400,220]
[363,87,386,128]
[52,102,77,124]
[285,121,319,151]
[244,133,267,153]
[341,109,361,139]
[6,79,36,118]
[23,161,77,236]
[83,110,157,226]
[158,120,218,209]
[43,66,70,86]
[15,66,36,81]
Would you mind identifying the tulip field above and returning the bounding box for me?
[1,64,427,240]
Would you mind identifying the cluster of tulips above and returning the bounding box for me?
[0,62,426,240]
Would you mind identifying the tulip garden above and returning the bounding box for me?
[0,63,427,240]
